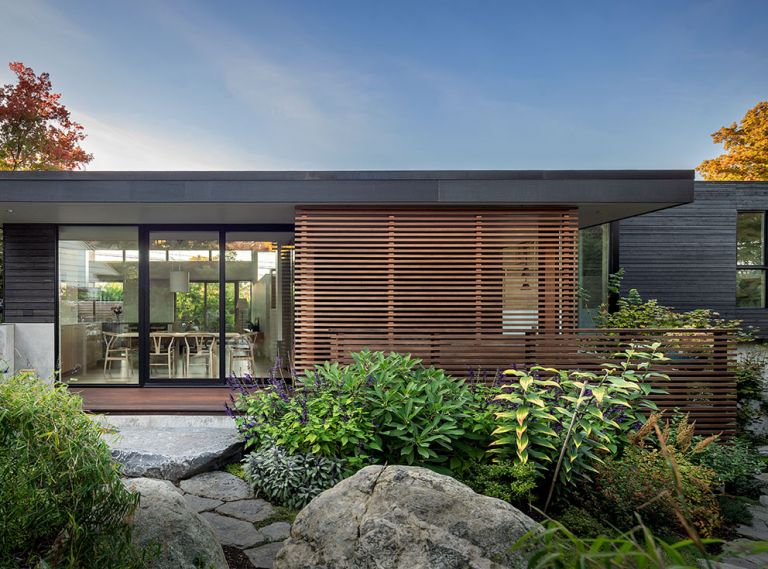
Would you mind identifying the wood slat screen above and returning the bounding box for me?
[294,207,579,371]
[329,328,737,437]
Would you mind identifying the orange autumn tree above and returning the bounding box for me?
[0,62,92,171]
[697,101,768,181]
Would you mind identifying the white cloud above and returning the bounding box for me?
[78,112,291,171]
[139,2,388,153]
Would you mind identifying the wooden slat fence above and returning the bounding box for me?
[294,207,579,370]
[329,328,737,437]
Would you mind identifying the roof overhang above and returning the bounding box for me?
[0,170,694,228]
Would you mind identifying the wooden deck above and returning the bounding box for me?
[70,386,234,414]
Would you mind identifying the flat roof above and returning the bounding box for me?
[0,169,694,228]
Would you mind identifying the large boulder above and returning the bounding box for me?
[124,477,228,569]
[275,465,541,569]
[107,427,243,481]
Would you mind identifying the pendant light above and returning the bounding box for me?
[169,263,189,293]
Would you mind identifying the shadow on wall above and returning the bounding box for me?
[0,323,55,380]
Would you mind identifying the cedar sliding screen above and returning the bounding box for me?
[294,207,579,371]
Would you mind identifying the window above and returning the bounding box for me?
[578,224,610,327]
[737,212,766,308]
[58,226,294,385]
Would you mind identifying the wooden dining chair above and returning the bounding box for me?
[103,331,134,377]
[228,333,256,376]
[149,333,176,377]
[184,333,217,377]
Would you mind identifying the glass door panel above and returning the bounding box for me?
[149,232,220,379]
[58,227,139,385]
[224,233,294,378]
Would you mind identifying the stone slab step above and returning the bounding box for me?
[104,426,243,481]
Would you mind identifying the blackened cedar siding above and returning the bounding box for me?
[618,182,768,334]
[3,224,56,323]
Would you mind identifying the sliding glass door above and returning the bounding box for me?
[58,226,294,386]
[224,233,294,378]
[148,231,220,380]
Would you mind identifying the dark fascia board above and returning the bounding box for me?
[0,169,694,206]
[0,169,694,182]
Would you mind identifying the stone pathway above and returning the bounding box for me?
[175,470,290,569]
[711,472,768,568]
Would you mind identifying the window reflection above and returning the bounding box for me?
[58,227,139,385]
[224,234,294,378]
[736,212,766,308]
[149,232,220,379]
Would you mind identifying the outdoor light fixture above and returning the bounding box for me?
[169,269,189,293]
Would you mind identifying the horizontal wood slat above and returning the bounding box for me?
[294,207,579,370]
[3,224,57,323]
[330,328,737,437]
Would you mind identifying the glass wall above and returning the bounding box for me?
[578,224,610,327]
[224,233,294,378]
[58,227,139,384]
[149,232,220,379]
[58,227,294,384]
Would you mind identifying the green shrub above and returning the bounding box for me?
[231,350,497,474]
[459,460,538,508]
[224,462,246,479]
[357,353,496,471]
[513,519,720,569]
[717,494,753,527]
[594,288,754,340]
[693,438,764,498]
[555,507,610,539]
[242,442,346,510]
[583,447,721,538]
[735,351,768,439]
[0,373,148,569]
[491,344,667,491]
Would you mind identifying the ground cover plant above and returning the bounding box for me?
[513,519,723,569]
[0,372,149,569]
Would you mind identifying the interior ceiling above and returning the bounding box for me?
[0,201,680,229]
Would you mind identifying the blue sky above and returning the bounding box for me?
[0,0,766,171]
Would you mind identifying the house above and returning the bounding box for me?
[607,181,768,335]
[0,170,706,414]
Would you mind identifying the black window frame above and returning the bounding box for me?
[55,223,294,388]
[736,211,767,309]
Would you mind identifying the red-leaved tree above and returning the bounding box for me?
[0,62,92,171]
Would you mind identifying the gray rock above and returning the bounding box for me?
[106,427,243,481]
[124,477,228,569]
[275,465,541,569]
[261,521,291,542]
[216,498,274,522]
[702,562,754,569]
[736,524,768,541]
[200,512,266,549]
[760,495,768,508]
[245,542,285,569]
[122,478,183,494]
[180,470,254,501]
[719,556,768,569]
[184,493,224,513]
